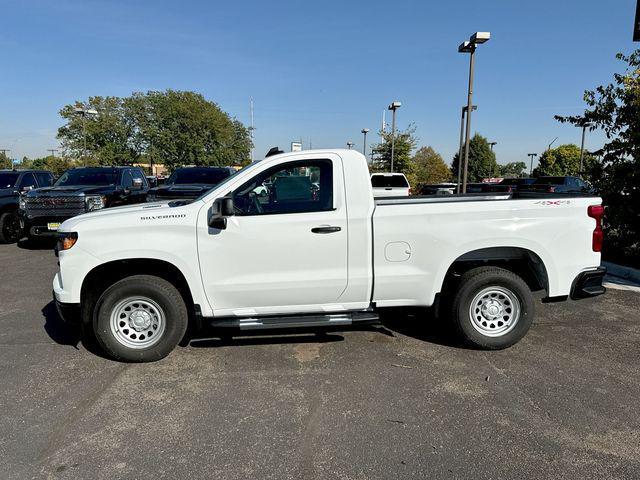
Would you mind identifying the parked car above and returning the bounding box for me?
[370,173,410,197]
[53,149,605,362]
[0,169,54,243]
[521,176,594,194]
[419,183,456,195]
[20,166,148,241]
[482,178,536,193]
[147,167,236,202]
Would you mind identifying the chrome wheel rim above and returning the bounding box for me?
[110,297,166,349]
[469,286,520,337]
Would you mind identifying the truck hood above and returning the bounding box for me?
[26,185,117,197]
[59,199,202,231]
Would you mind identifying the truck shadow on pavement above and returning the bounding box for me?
[42,301,81,349]
[17,238,56,251]
[379,307,466,349]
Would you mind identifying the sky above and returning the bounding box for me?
[0,0,638,169]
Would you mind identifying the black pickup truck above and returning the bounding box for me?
[146,166,236,202]
[20,166,148,241]
[0,169,55,243]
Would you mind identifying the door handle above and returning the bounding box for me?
[311,226,341,234]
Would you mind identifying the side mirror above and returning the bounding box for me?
[22,185,34,193]
[131,178,144,190]
[208,197,235,229]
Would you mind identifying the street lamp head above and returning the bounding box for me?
[388,101,401,110]
[470,32,491,44]
[462,105,478,113]
[361,128,370,134]
[458,41,473,53]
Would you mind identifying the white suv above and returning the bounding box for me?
[370,173,410,197]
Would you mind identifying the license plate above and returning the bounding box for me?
[47,223,61,231]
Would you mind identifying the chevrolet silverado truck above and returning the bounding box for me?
[146,166,236,202]
[53,149,606,362]
[0,169,54,242]
[20,166,148,241]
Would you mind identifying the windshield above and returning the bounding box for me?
[168,168,233,185]
[371,174,409,188]
[55,169,119,186]
[195,161,262,201]
[0,172,19,188]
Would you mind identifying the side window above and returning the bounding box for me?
[122,171,133,188]
[35,173,53,187]
[232,159,333,216]
[131,169,147,187]
[19,173,37,190]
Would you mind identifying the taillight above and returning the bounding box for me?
[408,187,412,196]
[588,204,604,252]
[507,186,513,193]
[547,186,555,193]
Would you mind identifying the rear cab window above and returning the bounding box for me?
[371,175,409,188]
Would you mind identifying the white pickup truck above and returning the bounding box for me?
[53,149,606,362]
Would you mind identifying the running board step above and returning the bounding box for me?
[208,311,379,331]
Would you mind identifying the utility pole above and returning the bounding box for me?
[388,101,401,172]
[457,105,476,194]
[528,153,538,175]
[249,97,255,161]
[361,128,369,156]
[458,32,491,193]
[489,142,497,151]
[579,123,589,173]
[47,149,58,157]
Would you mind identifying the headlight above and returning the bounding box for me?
[57,232,78,251]
[85,195,106,212]
[19,195,26,210]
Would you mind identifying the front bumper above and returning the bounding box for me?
[570,267,607,300]
[54,294,81,324]
[21,215,76,237]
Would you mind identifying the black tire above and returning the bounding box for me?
[0,212,20,243]
[93,275,188,362]
[450,267,534,350]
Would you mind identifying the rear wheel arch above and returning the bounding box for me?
[440,246,550,296]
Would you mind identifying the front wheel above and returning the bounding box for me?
[94,275,188,362]
[0,212,20,243]
[450,267,534,350]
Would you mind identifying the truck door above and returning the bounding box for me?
[197,156,348,315]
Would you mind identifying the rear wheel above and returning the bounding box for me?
[0,212,20,243]
[93,275,188,362]
[450,267,534,349]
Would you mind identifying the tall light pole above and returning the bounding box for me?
[458,32,491,193]
[528,153,538,175]
[361,128,370,156]
[579,123,590,173]
[249,97,255,161]
[457,105,477,194]
[388,101,401,172]
[547,136,558,152]
[47,149,58,157]
[347,141,355,150]
[489,141,497,151]
[74,106,98,165]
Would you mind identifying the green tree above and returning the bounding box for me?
[126,90,251,171]
[532,144,595,177]
[556,50,640,266]
[0,152,13,169]
[370,124,418,173]
[451,134,500,182]
[499,161,528,178]
[407,146,451,188]
[57,90,252,170]
[58,96,138,165]
[29,155,75,176]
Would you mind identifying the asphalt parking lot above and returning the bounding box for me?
[0,243,639,480]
